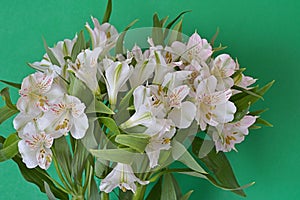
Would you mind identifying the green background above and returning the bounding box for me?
[0,0,299,199]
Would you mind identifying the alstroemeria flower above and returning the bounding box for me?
[68,47,102,95]
[211,54,236,90]
[144,119,176,168]
[18,122,53,170]
[99,163,149,193]
[211,115,256,152]
[104,61,133,106]
[41,94,88,139]
[168,32,212,64]
[85,17,118,51]
[17,70,64,114]
[195,76,236,130]
[120,86,155,129]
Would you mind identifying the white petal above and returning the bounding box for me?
[168,101,196,128]
[18,140,38,168]
[70,114,89,139]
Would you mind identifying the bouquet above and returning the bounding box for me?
[0,1,274,199]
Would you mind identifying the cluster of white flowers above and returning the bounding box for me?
[13,17,258,193]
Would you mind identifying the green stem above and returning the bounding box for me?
[101,192,109,200]
[132,184,147,200]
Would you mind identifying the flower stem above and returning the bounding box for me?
[101,192,110,200]
[132,184,147,200]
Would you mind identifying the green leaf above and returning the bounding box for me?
[170,173,182,199]
[248,108,269,116]
[12,154,69,199]
[152,13,164,46]
[164,10,191,40]
[95,159,108,179]
[168,19,183,45]
[0,133,19,162]
[232,85,263,100]
[0,105,18,125]
[161,173,177,200]
[180,190,194,200]
[192,137,246,197]
[102,0,112,23]
[88,177,101,200]
[44,182,57,200]
[115,134,150,153]
[172,140,206,174]
[71,30,86,62]
[86,99,115,114]
[52,137,72,185]
[90,148,136,164]
[68,73,94,106]
[99,116,120,135]
[71,140,90,183]
[115,19,139,55]
[1,87,18,110]
[231,80,274,122]
[210,27,220,47]
[146,176,163,200]
[0,80,21,89]
[43,38,61,66]
[255,117,273,127]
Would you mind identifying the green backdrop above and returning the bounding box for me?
[0,0,299,199]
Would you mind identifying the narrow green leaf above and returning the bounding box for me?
[146,176,163,200]
[115,19,139,55]
[71,30,86,62]
[1,87,18,110]
[86,100,115,114]
[248,108,269,116]
[68,73,94,106]
[102,0,112,23]
[210,27,220,47]
[180,190,194,200]
[88,177,101,200]
[43,38,60,66]
[52,137,72,185]
[44,182,57,200]
[0,106,18,125]
[0,80,21,89]
[71,140,90,183]
[90,148,136,164]
[0,133,19,162]
[255,118,273,127]
[161,173,177,200]
[172,140,206,174]
[192,137,246,197]
[152,13,164,46]
[99,116,120,135]
[12,154,69,199]
[164,10,191,40]
[168,19,183,45]
[115,134,150,153]
[232,85,263,100]
[170,173,182,199]
[160,16,169,27]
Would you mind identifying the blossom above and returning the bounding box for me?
[18,122,53,169]
[211,54,236,90]
[85,17,118,51]
[195,76,236,130]
[104,61,133,106]
[144,119,176,168]
[68,47,102,95]
[41,94,88,139]
[99,163,149,193]
[211,115,256,152]
[120,86,155,129]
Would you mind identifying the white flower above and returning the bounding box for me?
[211,54,235,90]
[99,163,149,193]
[195,76,236,130]
[17,71,64,114]
[18,122,53,169]
[41,94,88,139]
[145,119,176,168]
[168,32,212,64]
[68,47,102,95]
[211,115,256,152]
[104,61,133,106]
[85,17,118,51]
[120,86,155,129]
